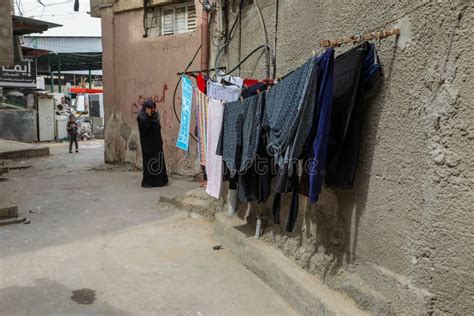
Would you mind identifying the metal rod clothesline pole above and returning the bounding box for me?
[177,67,226,76]
[319,28,400,48]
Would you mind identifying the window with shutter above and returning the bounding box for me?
[158,3,196,37]
[175,7,187,34]
[187,5,196,31]
[162,8,174,36]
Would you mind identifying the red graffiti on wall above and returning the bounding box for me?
[131,84,168,119]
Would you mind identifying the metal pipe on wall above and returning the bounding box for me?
[201,5,210,71]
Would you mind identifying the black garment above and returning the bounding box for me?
[325,43,369,188]
[138,112,168,187]
[69,133,78,152]
[238,133,273,203]
[238,91,272,204]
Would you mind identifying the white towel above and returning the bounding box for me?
[206,98,225,199]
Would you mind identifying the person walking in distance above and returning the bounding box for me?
[67,114,79,153]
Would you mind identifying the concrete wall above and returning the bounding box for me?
[0,110,38,142]
[221,0,473,314]
[0,0,13,66]
[97,2,202,174]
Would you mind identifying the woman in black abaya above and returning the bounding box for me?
[137,99,168,188]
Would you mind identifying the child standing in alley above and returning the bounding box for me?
[67,114,79,153]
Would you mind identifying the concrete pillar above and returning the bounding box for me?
[0,0,13,66]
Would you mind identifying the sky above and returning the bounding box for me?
[15,0,102,36]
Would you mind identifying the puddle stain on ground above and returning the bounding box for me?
[70,288,96,305]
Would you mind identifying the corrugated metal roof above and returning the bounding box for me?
[23,36,102,53]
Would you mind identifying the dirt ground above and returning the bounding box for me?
[0,140,296,316]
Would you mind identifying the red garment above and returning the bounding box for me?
[243,79,259,88]
[196,73,207,94]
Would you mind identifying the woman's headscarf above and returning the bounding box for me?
[138,99,159,122]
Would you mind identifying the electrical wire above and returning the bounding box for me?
[273,0,279,79]
[213,0,245,75]
[219,44,271,76]
[253,0,270,79]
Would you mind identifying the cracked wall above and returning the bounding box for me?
[225,0,473,314]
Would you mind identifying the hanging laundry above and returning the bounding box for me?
[238,135,273,203]
[207,80,241,103]
[205,98,225,199]
[300,48,335,203]
[237,92,272,203]
[196,73,207,94]
[325,42,380,188]
[176,75,193,151]
[270,48,335,232]
[263,55,319,169]
[242,82,267,99]
[216,96,255,176]
[240,93,266,173]
[362,42,381,91]
[243,78,260,88]
[194,88,208,166]
[216,74,244,88]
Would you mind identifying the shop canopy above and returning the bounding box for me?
[23,36,103,72]
[37,52,102,72]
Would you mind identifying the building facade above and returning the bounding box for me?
[91,0,204,173]
[219,0,473,314]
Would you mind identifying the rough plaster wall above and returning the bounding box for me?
[0,0,13,66]
[225,0,474,314]
[0,110,38,142]
[101,3,202,175]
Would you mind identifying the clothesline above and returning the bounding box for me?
[176,41,383,234]
[179,28,399,82]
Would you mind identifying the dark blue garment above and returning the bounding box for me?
[362,43,381,91]
[272,48,335,232]
[307,48,335,203]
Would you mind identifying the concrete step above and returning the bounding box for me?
[214,213,368,316]
[0,205,18,219]
[0,139,49,159]
[0,217,25,226]
[159,188,224,219]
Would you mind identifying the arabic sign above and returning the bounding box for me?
[0,58,37,88]
[176,75,193,151]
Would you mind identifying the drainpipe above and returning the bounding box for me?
[200,5,210,71]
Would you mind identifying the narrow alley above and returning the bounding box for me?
[1,0,472,314]
[0,140,296,315]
